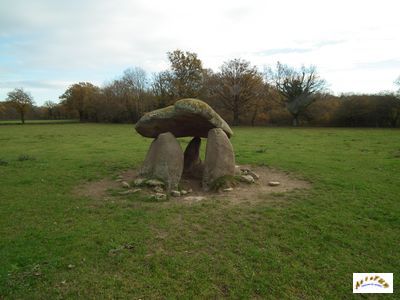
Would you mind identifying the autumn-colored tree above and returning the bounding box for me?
[0,102,5,115]
[6,88,34,124]
[43,100,58,119]
[267,62,326,126]
[59,82,100,121]
[210,58,264,125]
[167,49,204,99]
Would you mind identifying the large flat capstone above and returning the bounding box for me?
[135,98,233,138]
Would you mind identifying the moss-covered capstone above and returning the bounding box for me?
[135,98,233,138]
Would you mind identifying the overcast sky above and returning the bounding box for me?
[1,0,399,105]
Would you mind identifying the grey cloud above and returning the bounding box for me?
[354,59,400,70]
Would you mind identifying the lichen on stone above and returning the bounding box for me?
[135,98,233,138]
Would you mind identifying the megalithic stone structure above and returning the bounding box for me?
[202,128,235,190]
[135,98,235,193]
[139,132,183,190]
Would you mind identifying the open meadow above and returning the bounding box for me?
[0,123,399,298]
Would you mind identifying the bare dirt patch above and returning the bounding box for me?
[74,165,311,205]
[176,165,311,204]
[73,169,138,199]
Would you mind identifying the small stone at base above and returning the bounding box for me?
[171,190,181,197]
[153,186,164,193]
[248,171,260,180]
[152,193,167,200]
[133,178,145,186]
[119,188,141,195]
[146,179,164,187]
[240,175,255,184]
[183,196,205,202]
[268,181,280,186]
[223,187,233,192]
[121,181,130,188]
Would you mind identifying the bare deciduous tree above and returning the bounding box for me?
[6,88,34,124]
[267,62,326,126]
[211,58,264,125]
[120,67,150,121]
[44,100,57,119]
[151,70,175,108]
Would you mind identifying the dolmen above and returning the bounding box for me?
[135,98,235,191]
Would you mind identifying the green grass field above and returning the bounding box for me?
[0,124,399,298]
[0,120,79,125]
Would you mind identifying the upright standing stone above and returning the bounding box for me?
[202,128,235,190]
[183,137,203,179]
[140,132,183,190]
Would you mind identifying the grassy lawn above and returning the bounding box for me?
[0,120,79,125]
[0,124,399,298]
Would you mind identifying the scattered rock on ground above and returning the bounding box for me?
[223,187,233,192]
[121,181,130,188]
[153,186,164,193]
[171,190,181,197]
[180,190,188,195]
[268,181,281,186]
[248,171,260,180]
[152,193,167,200]
[133,178,146,186]
[239,175,255,184]
[183,196,206,202]
[146,179,165,187]
[119,188,142,195]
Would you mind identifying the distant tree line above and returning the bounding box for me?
[1,49,400,127]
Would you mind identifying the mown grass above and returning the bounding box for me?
[0,119,78,125]
[0,124,399,299]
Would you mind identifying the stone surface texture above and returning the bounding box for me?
[135,98,233,138]
[202,128,235,190]
[139,132,183,190]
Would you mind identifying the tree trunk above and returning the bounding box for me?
[251,106,258,127]
[292,115,299,126]
[78,110,83,122]
[233,109,240,126]
[21,111,25,124]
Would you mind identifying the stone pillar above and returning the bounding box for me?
[140,132,183,190]
[202,128,235,190]
[183,137,203,179]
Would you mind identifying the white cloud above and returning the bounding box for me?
[0,0,399,103]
